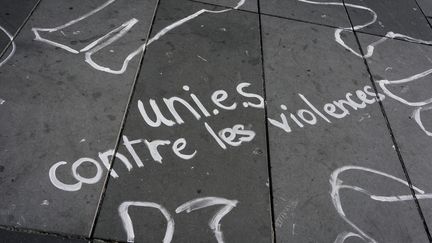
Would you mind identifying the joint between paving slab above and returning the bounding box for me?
[88,0,163,239]
[341,0,432,241]
[413,0,432,31]
[0,224,89,242]
[256,0,277,241]
[186,0,277,240]
[0,224,126,243]
[92,236,127,243]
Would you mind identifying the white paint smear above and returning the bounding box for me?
[41,200,49,206]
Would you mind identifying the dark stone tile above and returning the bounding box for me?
[417,0,432,17]
[345,0,432,40]
[260,0,350,27]
[193,0,258,12]
[358,32,432,234]
[262,15,430,242]
[93,0,272,242]
[0,228,88,243]
[0,0,157,236]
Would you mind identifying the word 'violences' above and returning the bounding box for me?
[268,85,384,133]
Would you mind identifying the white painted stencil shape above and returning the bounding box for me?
[32,0,246,74]
[299,0,432,137]
[119,197,238,243]
[330,166,432,243]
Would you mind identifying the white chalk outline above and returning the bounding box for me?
[32,0,245,74]
[0,25,16,68]
[300,0,432,136]
[32,0,116,54]
[413,104,432,136]
[330,166,432,243]
[298,0,432,58]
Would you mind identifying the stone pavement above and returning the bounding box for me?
[1,0,432,242]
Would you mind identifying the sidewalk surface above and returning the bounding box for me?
[2,0,432,242]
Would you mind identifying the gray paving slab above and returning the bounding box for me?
[0,0,157,236]
[93,0,273,242]
[192,0,258,12]
[417,0,432,17]
[262,15,430,243]
[357,32,432,235]
[260,0,350,27]
[345,0,432,40]
[0,228,88,243]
